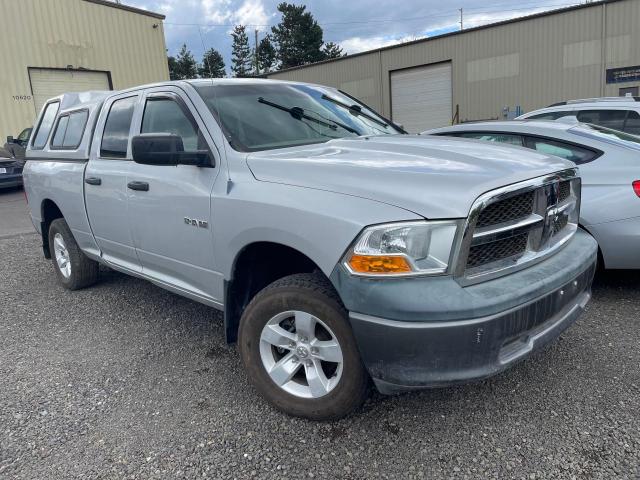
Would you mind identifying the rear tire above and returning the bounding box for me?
[238,273,369,420]
[48,218,99,290]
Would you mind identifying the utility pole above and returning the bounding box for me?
[254,29,260,76]
[459,8,463,30]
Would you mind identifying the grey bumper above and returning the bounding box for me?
[331,229,598,394]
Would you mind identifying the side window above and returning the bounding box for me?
[527,111,572,120]
[456,132,523,146]
[51,110,89,149]
[141,97,205,152]
[17,128,32,144]
[32,102,60,149]
[524,137,598,164]
[624,111,640,135]
[100,96,137,158]
[576,110,627,131]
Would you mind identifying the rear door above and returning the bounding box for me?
[126,86,221,301]
[84,92,143,273]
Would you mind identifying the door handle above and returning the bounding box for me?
[85,176,102,186]
[127,181,149,192]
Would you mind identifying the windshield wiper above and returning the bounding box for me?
[257,97,360,135]
[321,94,391,129]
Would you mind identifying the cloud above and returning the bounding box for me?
[233,0,272,30]
[340,34,426,54]
[201,0,233,24]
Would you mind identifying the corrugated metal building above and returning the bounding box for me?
[266,0,640,133]
[0,0,169,140]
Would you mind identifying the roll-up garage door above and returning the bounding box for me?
[29,68,111,114]
[390,62,452,133]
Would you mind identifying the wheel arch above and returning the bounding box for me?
[224,241,332,343]
[40,199,64,259]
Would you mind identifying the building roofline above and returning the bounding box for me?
[82,0,165,20]
[269,0,623,75]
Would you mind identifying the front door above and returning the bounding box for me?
[126,88,221,301]
[85,93,142,273]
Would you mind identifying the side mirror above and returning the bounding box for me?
[6,136,14,144]
[131,134,211,167]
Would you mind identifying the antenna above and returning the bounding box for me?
[459,8,463,30]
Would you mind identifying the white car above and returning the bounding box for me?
[516,97,640,135]
[425,120,640,269]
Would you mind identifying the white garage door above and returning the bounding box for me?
[390,62,452,133]
[29,68,111,114]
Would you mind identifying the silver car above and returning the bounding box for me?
[425,120,640,269]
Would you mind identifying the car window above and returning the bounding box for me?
[17,128,32,143]
[100,96,137,158]
[455,132,524,146]
[51,116,69,148]
[527,111,572,120]
[32,102,60,149]
[576,110,627,130]
[524,137,598,164]
[141,97,205,152]
[571,123,640,149]
[194,83,402,152]
[624,111,640,135]
[51,110,89,149]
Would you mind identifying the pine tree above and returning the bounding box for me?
[231,25,252,77]
[167,54,180,80]
[175,44,198,79]
[271,3,325,69]
[199,48,226,78]
[257,34,277,73]
[322,42,344,60]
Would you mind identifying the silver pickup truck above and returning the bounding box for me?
[24,79,598,420]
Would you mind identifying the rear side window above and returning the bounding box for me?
[32,102,60,149]
[527,111,573,120]
[624,111,640,135]
[454,132,524,146]
[524,137,598,164]
[51,110,89,149]
[100,96,137,158]
[576,110,627,130]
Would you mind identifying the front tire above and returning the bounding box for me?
[48,218,99,290]
[238,273,369,420]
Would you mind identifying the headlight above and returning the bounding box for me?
[343,220,459,276]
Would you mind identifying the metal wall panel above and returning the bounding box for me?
[0,0,168,140]
[268,1,639,124]
[390,62,452,132]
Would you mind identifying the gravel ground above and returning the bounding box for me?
[1,234,639,479]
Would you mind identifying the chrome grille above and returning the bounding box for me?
[466,233,528,269]
[456,169,581,284]
[476,191,534,228]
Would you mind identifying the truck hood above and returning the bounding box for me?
[246,135,574,219]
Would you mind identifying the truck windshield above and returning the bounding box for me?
[194,83,403,151]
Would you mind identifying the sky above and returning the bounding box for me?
[124,0,586,73]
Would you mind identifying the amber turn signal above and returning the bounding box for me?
[348,254,413,274]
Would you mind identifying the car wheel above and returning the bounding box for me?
[238,273,369,420]
[48,218,99,290]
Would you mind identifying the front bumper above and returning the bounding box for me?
[331,229,598,394]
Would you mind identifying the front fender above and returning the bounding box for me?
[213,181,422,280]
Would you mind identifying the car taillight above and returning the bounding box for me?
[634,180,640,198]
